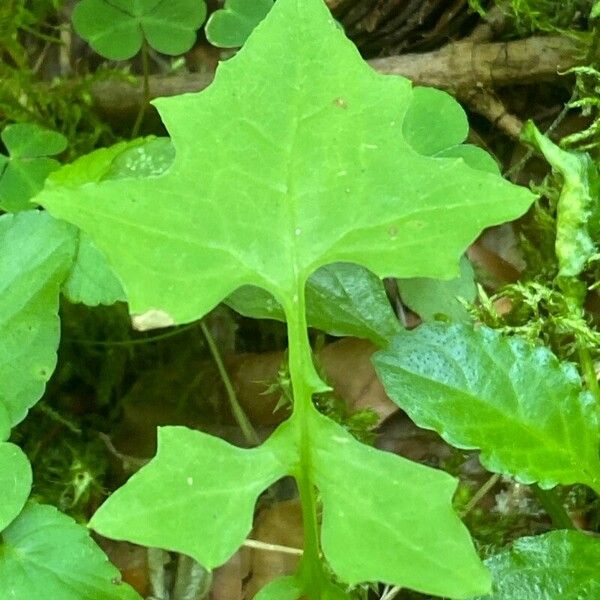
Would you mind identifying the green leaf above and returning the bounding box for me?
[0,443,32,532]
[522,121,599,279]
[48,141,144,306]
[40,0,534,328]
[72,0,207,60]
[0,401,10,441]
[0,210,76,427]
[477,530,600,599]
[397,255,476,322]
[104,137,175,179]
[39,0,535,595]
[89,425,295,568]
[310,410,491,598]
[436,144,500,175]
[403,86,468,155]
[62,238,126,306]
[227,262,401,346]
[0,503,142,600]
[254,576,303,600]
[206,0,274,48]
[0,123,67,212]
[373,323,600,491]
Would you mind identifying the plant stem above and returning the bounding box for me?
[285,282,331,598]
[131,40,150,138]
[200,320,260,447]
[461,473,500,518]
[578,344,600,405]
[533,485,576,530]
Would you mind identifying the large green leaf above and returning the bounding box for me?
[0,503,142,600]
[227,262,401,346]
[0,123,67,212]
[0,210,76,426]
[38,0,535,595]
[477,530,600,599]
[310,410,490,598]
[0,443,32,532]
[522,121,599,280]
[72,0,207,60]
[40,0,534,328]
[89,425,295,568]
[373,323,600,491]
[206,0,274,48]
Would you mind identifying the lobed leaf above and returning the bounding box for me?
[310,409,490,598]
[476,530,600,599]
[72,0,207,60]
[0,443,32,532]
[38,0,536,595]
[373,323,600,491]
[0,211,76,426]
[0,503,142,600]
[39,0,534,328]
[89,425,296,568]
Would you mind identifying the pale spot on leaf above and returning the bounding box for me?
[131,309,175,331]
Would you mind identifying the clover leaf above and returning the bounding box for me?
[206,0,274,48]
[72,0,207,61]
[0,123,67,213]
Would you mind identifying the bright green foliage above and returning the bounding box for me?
[402,86,500,174]
[374,323,600,492]
[310,410,489,598]
[0,123,67,212]
[89,425,295,568]
[104,137,175,179]
[0,503,142,600]
[477,530,600,599]
[62,238,126,306]
[227,263,401,346]
[206,0,274,48]
[0,443,32,531]
[398,255,476,322]
[47,142,146,305]
[254,576,303,600]
[72,0,206,60]
[522,121,599,280]
[40,1,533,327]
[0,402,9,441]
[0,210,76,427]
[38,0,535,595]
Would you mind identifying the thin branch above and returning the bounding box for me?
[90,36,581,119]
